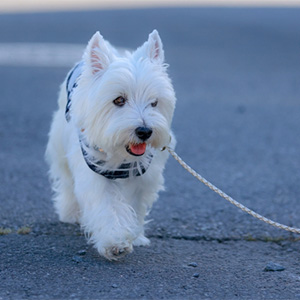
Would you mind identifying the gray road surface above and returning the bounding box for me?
[0,7,300,299]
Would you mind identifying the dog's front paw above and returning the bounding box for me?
[104,244,133,261]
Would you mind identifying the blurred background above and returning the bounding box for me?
[2,0,300,12]
[1,0,300,247]
[1,1,300,298]
[1,0,300,250]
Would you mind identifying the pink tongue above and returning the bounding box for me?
[130,143,146,155]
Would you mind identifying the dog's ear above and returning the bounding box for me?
[146,30,165,64]
[83,31,111,75]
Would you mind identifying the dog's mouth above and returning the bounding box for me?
[126,143,147,156]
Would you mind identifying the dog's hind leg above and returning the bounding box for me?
[52,165,80,224]
[46,111,80,224]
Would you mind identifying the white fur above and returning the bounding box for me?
[46,30,176,260]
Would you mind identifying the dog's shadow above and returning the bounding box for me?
[32,220,166,266]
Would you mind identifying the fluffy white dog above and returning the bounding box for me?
[46,30,176,260]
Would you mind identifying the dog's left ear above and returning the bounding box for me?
[145,30,165,64]
[83,31,111,75]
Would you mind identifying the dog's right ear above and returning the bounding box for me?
[83,31,111,75]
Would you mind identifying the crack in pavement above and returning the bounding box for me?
[1,226,299,244]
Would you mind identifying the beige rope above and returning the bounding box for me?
[167,147,300,234]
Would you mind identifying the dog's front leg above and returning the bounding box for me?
[74,173,140,260]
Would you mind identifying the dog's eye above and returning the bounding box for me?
[113,96,126,107]
[151,100,158,107]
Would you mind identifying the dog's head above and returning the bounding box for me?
[71,30,176,162]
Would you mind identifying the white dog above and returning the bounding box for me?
[46,30,176,260]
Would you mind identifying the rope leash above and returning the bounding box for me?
[167,147,300,234]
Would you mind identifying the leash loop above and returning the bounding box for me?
[167,147,300,234]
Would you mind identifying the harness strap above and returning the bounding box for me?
[65,62,83,122]
[79,138,152,180]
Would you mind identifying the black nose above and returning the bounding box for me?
[135,127,153,141]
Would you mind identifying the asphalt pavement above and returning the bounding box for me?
[0,6,300,300]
